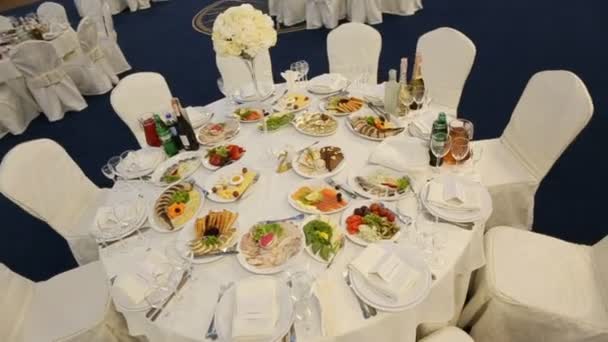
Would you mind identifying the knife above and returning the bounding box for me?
[148,272,190,321]
[193,250,239,259]
[270,89,289,106]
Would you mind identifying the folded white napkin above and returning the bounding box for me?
[237,82,273,99]
[313,272,362,337]
[369,135,430,171]
[94,201,141,233]
[426,175,481,211]
[112,252,169,306]
[308,73,345,93]
[118,149,160,173]
[232,277,278,341]
[410,112,436,138]
[185,106,212,128]
[281,70,300,91]
[349,244,420,301]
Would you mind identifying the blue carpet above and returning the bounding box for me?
[1,0,607,280]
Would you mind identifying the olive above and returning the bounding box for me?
[233,191,239,198]
[242,167,248,174]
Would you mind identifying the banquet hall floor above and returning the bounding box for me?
[1,0,607,280]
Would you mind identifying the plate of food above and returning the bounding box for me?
[348,165,412,201]
[149,152,201,186]
[196,119,240,145]
[301,215,344,264]
[320,95,365,116]
[258,112,295,132]
[237,220,304,274]
[341,201,401,246]
[272,93,311,113]
[204,164,260,203]
[346,114,405,141]
[288,180,350,215]
[292,145,345,179]
[148,181,204,233]
[292,112,338,137]
[202,144,246,171]
[176,210,239,264]
[232,106,264,123]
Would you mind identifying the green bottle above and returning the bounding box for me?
[429,112,448,166]
[154,114,179,157]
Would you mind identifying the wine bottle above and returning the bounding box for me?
[428,112,448,166]
[397,57,410,115]
[384,69,399,116]
[171,98,199,151]
[410,54,426,110]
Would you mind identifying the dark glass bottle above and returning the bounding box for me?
[171,98,199,151]
[428,112,448,166]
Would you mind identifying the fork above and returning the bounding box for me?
[206,282,234,340]
[342,270,376,319]
[325,178,357,199]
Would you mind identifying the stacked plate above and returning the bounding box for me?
[91,198,147,243]
[307,73,348,95]
[114,148,166,180]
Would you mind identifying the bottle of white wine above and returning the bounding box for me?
[410,54,425,110]
[397,57,410,116]
[384,69,399,115]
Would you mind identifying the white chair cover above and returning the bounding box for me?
[592,235,608,311]
[460,227,608,342]
[110,72,173,146]
[98,2,132,74]
[416,27,476,111]
[215,49,274,96]
[419,327,473,342]
[0,15,13,31]
[379,0,422,15]
[106,0,129,14]
[10,40,87,122]
[0,139,103,265]
[37,2,70,25]
[306,0,346,29]
[0,83,40,138]
[327,22,381,83]
[2,262,137,341]
[270,0,306,26]
[346,0,383,25]
[478,71,593,229]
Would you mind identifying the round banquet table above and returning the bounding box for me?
[96,83,489,342]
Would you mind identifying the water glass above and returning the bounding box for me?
[430,133,452,173]
[290,60,310,83]
[288,271,314,331]
[451,137,470,164]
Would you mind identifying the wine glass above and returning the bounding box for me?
[288,271,314,333]
[398,84,414,116]
[144,263,179,312]
[451,137,470,166]
[290,60,309,84]
[412,85,426,110]
[415,213,445,267]
[430,133,452,173]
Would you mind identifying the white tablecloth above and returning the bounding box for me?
[95,84,489,341]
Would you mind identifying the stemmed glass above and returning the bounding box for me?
[412,85,426,110]
[101,156,122,186]
[430,133,452,173]
[416,213,445,267]
[450,137,470,172]
[287,271,315,333]
[290,60,309,84]
[144,263,180,314]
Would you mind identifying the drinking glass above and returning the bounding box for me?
[144,264,179,312]
[416,213,445,267]
[450,137,470,165]
[449,118,474,140]
[290,60,309,83]
[165,243,193,300]
[413,85,426,110]
[430,133,452,173]
[288,271,314,332]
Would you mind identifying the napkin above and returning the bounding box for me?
[313,272,362,337]
[426,175,481,211]
[369,135,430,171]
[237,82,273,100]
[232,277,278,341]
[118,149,161,173]
[281,70,300,91]
[409,112,436,138]
[349,244,420,301]
[94,201,141,232]
[112,252,169,306]
[185,106,212,128]
[308,73,345,93]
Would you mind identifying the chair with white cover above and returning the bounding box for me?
[1,262,137,341]
[460,227,608,342]
[346,0,383,25]
[475,71,593,229]
[419,327,473,342]
[77,16,118,86]
[0,139,103,265]
[306,0,346,29]
[215,49,274,97]
[379,0,422,15]
[37,2,69,25]
[327,22,381,84]
[416,27,476,111]
[269,0,306,26]
[10,40,87,122]
[0,84,40,138]
[0,15,13,31]
[110,72,173,146]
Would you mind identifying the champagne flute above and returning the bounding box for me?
[288,271,314,333]
[430,133,452,173]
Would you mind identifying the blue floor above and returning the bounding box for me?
[1,0,607,280]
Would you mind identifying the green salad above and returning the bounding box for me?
[258,112,295,131]
[252,223,283,242]
[303,219,341,261]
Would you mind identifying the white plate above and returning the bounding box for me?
[292,146,346,179]
[348,165,412,201]
[203,164,261,203]
[92,198,147,243]
[231,105,265,123]
[300,215,343,264]
[292,113,338,137]
[232,83,276,103]
[287,179,350,215]
[307,73,348,95]
[200,144,246,172]
[111,274,151,312]
[149,152,202,186]
[419,178,492,223]
[272,93,311,113]
[349,242,431,312]
[196,119,241,146]
[114,148,166,180]
[236,222,304,275]
[319,96,365,117]
[340,200,402,246]
[345,114,406,141]
[185,107,214,128]
[174,217,238,264]
[147,182,205,233]
[216,277,294,342]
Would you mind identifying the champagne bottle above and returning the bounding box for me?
[171,98,199,151]
[384,69,399,116]
[398,57,410,115]
[410,54,426,110]
[428,112,448,166]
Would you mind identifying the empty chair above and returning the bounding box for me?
[110,72,173,146]
[269,0,306,26]
[215,49,274,97]
[379,0,423,15]
[346,0,383,25]
[306,0,346,29]
[460,227,608,342]
[1,262,136,341]
[475,71,593,229]
[0,15,13,31]
[416,27,476,111]
[10,40,87,122]
[327,22,382,83]
[419,327,473,342]
[0,139,103,265]
[0,84,40,138]
[37,2,69,25]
